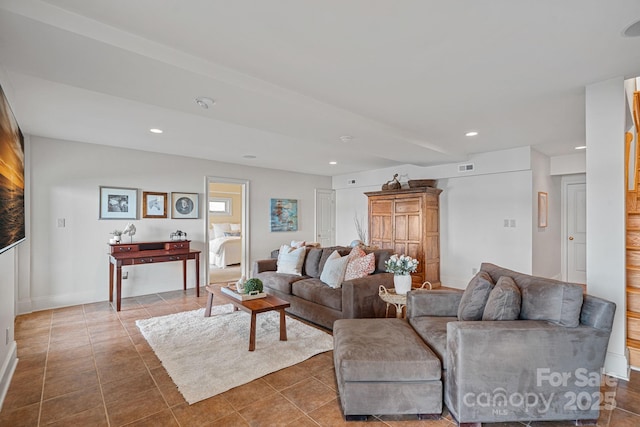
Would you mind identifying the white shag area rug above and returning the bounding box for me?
[136,305,334,404]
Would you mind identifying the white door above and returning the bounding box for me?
[567,183,587,283]
[315,189,335,247]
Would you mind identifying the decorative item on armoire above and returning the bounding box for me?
[381,173,401,191]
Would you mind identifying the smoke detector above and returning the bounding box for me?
[195,97,215,109]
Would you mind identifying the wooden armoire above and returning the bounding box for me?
[366,187,442,288]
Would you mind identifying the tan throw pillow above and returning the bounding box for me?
[276,245,305,275]
[320,250,350,288]
[344,246,376,281]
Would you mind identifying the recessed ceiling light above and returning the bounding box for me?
[149,128,163,134]
[465,131,478,137]
[623,19,640,37]
[575,146,587,150]
[243,155,256,159]
[195,96,215,109]
[329,161,337,165]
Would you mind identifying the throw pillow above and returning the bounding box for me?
[344,247,375,281]
[457,271,495,321]
[223,231,241,237]
[212,223,231,239]
[290,240,306,249]
[319,250,350,288]
[482,276,521,320]
[276,245,305,276]
[230,223,241,231]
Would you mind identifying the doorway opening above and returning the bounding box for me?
[205,177,249,285]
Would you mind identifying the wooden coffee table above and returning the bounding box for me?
[204,284,291,351]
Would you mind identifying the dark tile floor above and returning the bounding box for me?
[0,285,639,426]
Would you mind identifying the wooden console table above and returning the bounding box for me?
[108,240,200,311]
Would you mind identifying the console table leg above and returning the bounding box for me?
[195,254,200,297]
[182,259,187,291]
[116,265,122,311]
[108,262,114,303]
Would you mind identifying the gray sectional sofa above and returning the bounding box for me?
[334,262,616,426]
[252,245,394,329]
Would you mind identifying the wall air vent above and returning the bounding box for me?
[458,163,474,172]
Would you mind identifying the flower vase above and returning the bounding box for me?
[394,274,412,295]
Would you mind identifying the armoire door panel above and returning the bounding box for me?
[395,198,421,213]
[394,215,408,240]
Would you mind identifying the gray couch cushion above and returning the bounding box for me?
[291,278,342,311]
[318,246,351,275]
[334,318,441,382]
[303,248,323,278]
[482,276,521,321]
[409,316,456,370]
[480,262,584,327]
[520,281,583,327]
[255,271,307,295]
[457,271,494,321]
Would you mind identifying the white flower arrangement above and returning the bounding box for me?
[384,254,419,276]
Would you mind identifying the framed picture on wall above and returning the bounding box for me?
[142,191,168,218]
[99,186,138,220]
[538,192,548,228]
[270,198,298,232]
[172,192,199,219]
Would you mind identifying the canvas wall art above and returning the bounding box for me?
[0,84,26,254]
[270,198,298,232]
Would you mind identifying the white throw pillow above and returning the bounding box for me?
[276,245,305,275]
[212,223,231,239]
[320,250,350,289]
[230,223,241,232]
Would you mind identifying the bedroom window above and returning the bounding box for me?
[209,197,232,215]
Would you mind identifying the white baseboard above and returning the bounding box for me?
[604,350,629,380]
[0,341,18,412]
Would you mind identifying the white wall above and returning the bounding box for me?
[531,149,562,278]
[585,77,628,378]
[0,249,18,412]
[333,147,536,288]
[550,153,586,176]
[22,136,331,312]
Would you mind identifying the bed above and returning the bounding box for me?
[209,223,242,268]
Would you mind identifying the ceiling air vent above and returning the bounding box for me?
[458,163,474,172]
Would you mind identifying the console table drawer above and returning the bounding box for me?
[165,242,190,251]
[133,254,188,264]
[114,245,139,253]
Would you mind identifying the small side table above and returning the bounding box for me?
[379,282,432,318]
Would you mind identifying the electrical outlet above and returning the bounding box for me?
[510,219,516,228]
[57,218,65,228]
[347,179,356,185]
[122,271,128,280]
[504,219,509,227]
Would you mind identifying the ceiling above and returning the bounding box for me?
[1,0,640,176]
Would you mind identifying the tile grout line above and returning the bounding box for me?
[36,311,53,427]
[84,302,113,427]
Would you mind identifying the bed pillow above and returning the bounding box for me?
[320,250,350,288]
[344,246,376,281]
[457,271,494,321]
[212,223,231,239]
[276,245,305,276]
[224,231,241,237]
[482,276,521,321]
[230,223,241,232]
